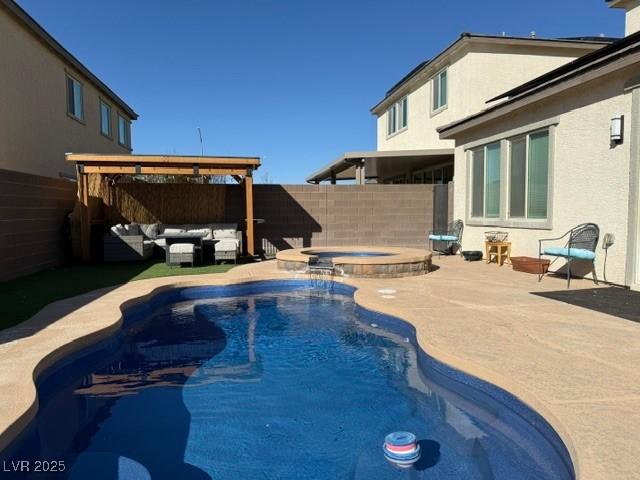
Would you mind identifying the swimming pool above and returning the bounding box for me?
[3,281,573,479]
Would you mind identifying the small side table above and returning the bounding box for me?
[485,241,511,266]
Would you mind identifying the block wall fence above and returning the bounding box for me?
[0,169,77,281]
[1,171,453,281]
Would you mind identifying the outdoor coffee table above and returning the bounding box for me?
[158,233,205,265]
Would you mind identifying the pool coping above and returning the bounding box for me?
[0,265,600,478]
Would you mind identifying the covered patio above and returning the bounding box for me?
[65,153,261,262]
[305,149,453,184]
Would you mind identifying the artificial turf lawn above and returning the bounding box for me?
[0,260,236,330]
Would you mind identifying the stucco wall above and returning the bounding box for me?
[451,66,636,286]
[0,8,133,179]
[625,1,640,35]
[376,43,603,152]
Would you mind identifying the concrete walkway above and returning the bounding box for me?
[0,256,639,479]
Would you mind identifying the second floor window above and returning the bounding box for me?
[432,68,448,112]
[118,114,130,147]
[100,101,112,137]
[387,96,408,136]
[66,75,83,120]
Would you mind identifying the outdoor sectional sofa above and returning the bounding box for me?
[104,223,242,263]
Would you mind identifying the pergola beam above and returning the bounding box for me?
[66,153,260,166]
[81,166,249,176]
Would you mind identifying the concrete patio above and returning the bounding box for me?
[0,256,638,478]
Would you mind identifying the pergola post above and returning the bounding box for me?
[244,171,255,256]
[78,171,91,262]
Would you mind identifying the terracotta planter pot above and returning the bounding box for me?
[511,256,550,275]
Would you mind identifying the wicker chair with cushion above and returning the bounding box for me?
[428,219,464,256]
[539,223,600,288]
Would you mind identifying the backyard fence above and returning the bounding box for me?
[0,174,452,282]
[0,169,76,281]
[106,182,452,255]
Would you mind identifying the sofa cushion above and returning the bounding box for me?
[543,247,596,260]
[429,234,458,241]
[153,238,166,249]
[110,224,127,237]
[188,228,212,239]
[139,223,159,240]
[213,228,237,240]
[169,243,195,254]
[125,223,141,235]
[163,228,185,235]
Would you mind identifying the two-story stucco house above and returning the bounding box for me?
[0,0,138,179]
[438,0,640,288]
[307,34,613,185]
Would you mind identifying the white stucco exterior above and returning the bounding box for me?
[608,0,640,35]
[372,37,608,153]
[446,63,640,287]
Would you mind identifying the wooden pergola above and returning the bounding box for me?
[65,153,261,261]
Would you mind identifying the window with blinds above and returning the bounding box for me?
[471,142,500,218]
[508,130,549,219]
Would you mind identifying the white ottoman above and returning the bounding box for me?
[168,243,195,266]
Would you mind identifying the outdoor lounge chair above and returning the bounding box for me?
[429,219,463,256]
[539,223,600,288]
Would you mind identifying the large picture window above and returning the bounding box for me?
[471,142,501,218]
[508,130,549,219]
[387,96,408,136]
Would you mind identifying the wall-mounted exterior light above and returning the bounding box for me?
[611,115,624,144]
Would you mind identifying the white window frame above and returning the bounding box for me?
[386,95,408,138]
[470,142,501,219]
[66,73,84,122]
[117,114,131,149]
[100,100,112,138]
[464,121,556,230]
[430,67,448,115]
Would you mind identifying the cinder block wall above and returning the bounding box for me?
[0,169,76,281]
[227,184,438,254]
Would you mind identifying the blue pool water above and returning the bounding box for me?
[3,281,573,479]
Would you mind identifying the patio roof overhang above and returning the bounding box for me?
[65,153,261,261]
[305,149,454,184]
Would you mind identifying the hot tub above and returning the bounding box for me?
[276,246,432,278]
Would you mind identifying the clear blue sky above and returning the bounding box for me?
[18,0,623,183]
